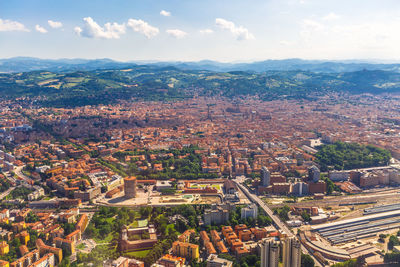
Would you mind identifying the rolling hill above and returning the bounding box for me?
[1,65,400,107]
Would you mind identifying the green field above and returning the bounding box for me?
[93,232,115,244]
[129,218,148,228]
[123,249,150,258]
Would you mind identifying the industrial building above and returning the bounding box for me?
[313,209,400,245]
[363,203,400,215]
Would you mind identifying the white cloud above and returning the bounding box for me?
[48,20,63,28]
[300,19,324,41]
[322,12,340,21]
[302,19,324,31]
[35,25,48,33]
[200,29,213,34]
[280,40,291,46]
[74,26,82,35]
[0,18,29,32]
[127,19,159,38]
[295,17,400,59]
[75,17,126,39]
[166,29,187,39]
[160,10,171,17]
[215,18,254,40]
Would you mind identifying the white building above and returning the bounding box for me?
[328,171,349,182]
[241,203,258,219]
[156,180,173,191]
[282,236,301,267]
[261,166,270,187]
[260,238,279,267]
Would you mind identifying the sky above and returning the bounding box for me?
[1,0,400,62]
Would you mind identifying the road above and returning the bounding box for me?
[235,182,293,236]
[0,187,15,200]
[234,180,324,267]
[14,165,33,183]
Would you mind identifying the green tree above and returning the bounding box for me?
[301,254,315,267]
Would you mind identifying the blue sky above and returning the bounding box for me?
[1,0,400,62]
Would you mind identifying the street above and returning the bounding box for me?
[234,179,324,267]
[14,165,33,183]
[0,186,15,200]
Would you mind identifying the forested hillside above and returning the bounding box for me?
[1,66,400,107]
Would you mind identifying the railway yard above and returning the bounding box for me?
[299,202,400,265]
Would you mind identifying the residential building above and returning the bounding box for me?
[241,204,258,219]
[282,236,301,267]
[156,254,184,267]
[308,165,320,183]
[292,182,309,196]
[260,238,279,267]
[10,249,39,267]
[261,167,270,187]
[204,205,229,226]
[172,241,199,260]
[0,242,8,255]
[29,253,55,267]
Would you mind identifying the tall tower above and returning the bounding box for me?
[260,238,279,267]
[261,166,271,187]
[308,165,320,183]
[124,176,137,198]
[282,236,301,267]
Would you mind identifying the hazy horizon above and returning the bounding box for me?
[2,56,400,65]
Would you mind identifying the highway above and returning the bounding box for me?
[234,180,324,267]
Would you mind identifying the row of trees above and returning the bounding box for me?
[229,205,272,228]
[274,205,291,221]
[0,178,11,194]
[9,187,33,201]
[321,175,340,195]
[388,235,400,250]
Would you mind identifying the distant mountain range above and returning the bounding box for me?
[2,57,400,73]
